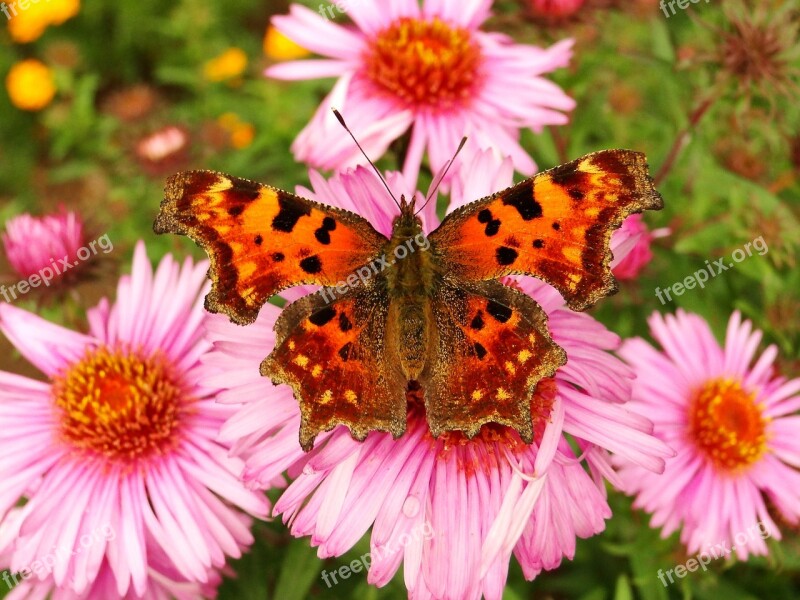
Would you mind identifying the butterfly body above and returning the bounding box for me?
[383,198,438,380]
[154,149,663,451]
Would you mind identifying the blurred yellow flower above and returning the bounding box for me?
[218,113,255,149]
[5,59,56,111]
[6,0,80,43]
[203,48,248,82]
[264,25,310,61]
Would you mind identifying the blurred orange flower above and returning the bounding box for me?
[218,113,255,149]
[6,0,80,43]
[263,25,310,61]
[203,47,248,82]
[5,59,56,111]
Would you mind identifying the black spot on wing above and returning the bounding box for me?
[322,217,337,231]
[485,219,501,236]
[309,306,336,327]
[272,193,311,233]
[272,252,284,262]
[569,188,585,201]
[473,342,487,360]
[339,312,353,332]
[254,235,263,245]
[338,342,353,361]
[487,300,512,323]
[496,247,518,266]
[478,209,492,223]
[470,311,485,331]
[314,228,331,244]
[501,182,542,221]
[299,255,322,274]
[227,205,245,217]
[532,239,544,249]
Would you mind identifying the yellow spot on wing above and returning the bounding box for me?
[239,261,258,280]
[517,350,531,363]
[311,365,322,378]
[320,390,332,404]
[497,388,510,401]
[504,361,516,375]
[344,390,357,403]
[471,390,484,401]
[294,354,309,368]
[562,247,582,263]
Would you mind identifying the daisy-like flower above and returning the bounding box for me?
[203,152,672,598]
[611,213,670,281]
[2,209,86,286]
[267,1,575,185]
[4,566,222,600]
[617,310,800,558]
[135,126,191,176]
[0,242,268,597]
[0,510,225,600]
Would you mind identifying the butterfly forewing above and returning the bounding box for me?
[154,170,387,325]
[429,150,663,311]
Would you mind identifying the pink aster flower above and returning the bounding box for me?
[617,310,800,559]
[611,213,670,280]
[267,1,575,185]
[2,209,86,285]
[0,513,224,600]
[202,152,672,598]
[0,242,268,597]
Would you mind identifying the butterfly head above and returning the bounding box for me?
[395,194,423,231]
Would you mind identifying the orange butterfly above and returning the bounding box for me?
[154,149,662,450]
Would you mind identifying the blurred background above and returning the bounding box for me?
[0,0,798,598]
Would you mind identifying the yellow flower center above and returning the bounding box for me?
[52,347,187,461]
[688,378,768,473]
[364,17,483,111]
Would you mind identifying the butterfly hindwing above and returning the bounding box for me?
[419,279,566,442]
[260,277,407,451]
[429,150,663,310]
[154,171,387,325]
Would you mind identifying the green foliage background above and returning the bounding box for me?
[0,0,798,598]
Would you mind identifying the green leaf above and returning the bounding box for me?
[273,538,322,600]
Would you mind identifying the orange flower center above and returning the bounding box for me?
[688,378,768,472]
[53,347,186,461]
[364,17,483,110]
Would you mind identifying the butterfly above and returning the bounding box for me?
[154,149,663,451]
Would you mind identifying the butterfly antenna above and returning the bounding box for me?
[332,109,401,210]
[415,137,467,216]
